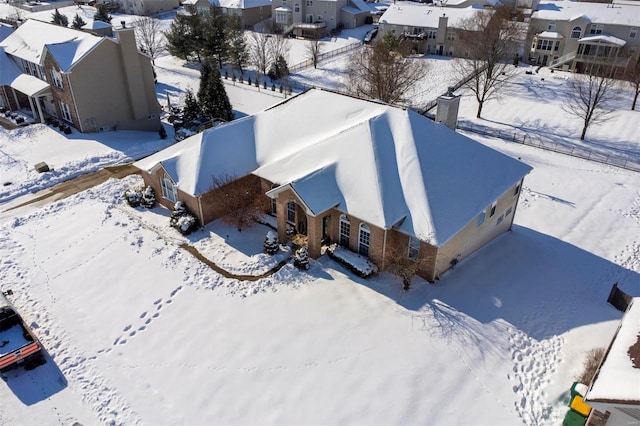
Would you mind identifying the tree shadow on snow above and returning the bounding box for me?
[363,226,637,341]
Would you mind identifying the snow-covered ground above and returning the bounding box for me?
[0,6,638,425]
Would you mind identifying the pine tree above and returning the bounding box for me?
[71,13,86,30]
[197,62,233,122]
[293,247,310,270]
[202,8,227,68]
[264,231,279,255]
[94,4,112,23]
[164,13,204,62]
[225,15,248,74]
[51,9,69,27]
[182,88,201,123]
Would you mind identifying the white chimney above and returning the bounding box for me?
[436,87,461,130]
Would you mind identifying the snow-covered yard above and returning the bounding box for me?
[0,6,638,425]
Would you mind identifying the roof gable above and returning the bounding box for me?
[135,89,532,246]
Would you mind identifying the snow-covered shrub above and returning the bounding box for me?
[124,186,143,207]
[169,201,198,235]
[293,246,310,270]
[326,244,378,278]
[264,230,279,255]
[140,186,156,208]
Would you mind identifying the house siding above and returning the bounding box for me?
[434,180,523,278]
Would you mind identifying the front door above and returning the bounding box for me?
[321,215,330,244]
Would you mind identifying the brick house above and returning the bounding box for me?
[0,19,160,133]
[135,89,532,281]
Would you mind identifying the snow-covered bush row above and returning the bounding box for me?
[170,201,199,235]
[326,244,378,277]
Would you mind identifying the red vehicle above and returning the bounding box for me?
[0,293,45,374]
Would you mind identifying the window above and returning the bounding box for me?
[275,11,290,24]
[37,65,47,81]
[489,202,497,218]
[408,236,420,260]
[589,24,603,35]
[505,206,513,217]
[496,214,504,225]
[476,211,486,227]
[631,28,638,38]
[51,69,63,89]
[536,39,555,51]
[339,214,350,247]
[306,13,313,23]
[294,3,299,11]
[305,0,312,5]
[270,184,278,215]
[571,26,582,39]
[427,29,437,39]
[547,21,556,32]
[446,30,455,41]
[161,174,177,203]
[60,102,72,122]
[554,41,559,51]
[358,223,370,257]
[317,15,323,22]
[287,201,296,224]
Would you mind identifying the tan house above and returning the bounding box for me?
[377,5,485,56]
[0,19,160,132]
[135,89,531,282]
[272,0,371,38]
[584,298,640,426]
[115,0,180,16]
[182,0,272,27]
[529,0,640,73]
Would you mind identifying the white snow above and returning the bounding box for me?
[0,19,103,71]
[532,0,640,27]
[586,298,640,403]
[379,4,481,28]
[0,6,637,425]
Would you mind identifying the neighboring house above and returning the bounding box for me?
[182,0,272,27]
[378,4,485,56]
[272,0,371,38]
[0,19,160,133]
[529,0,640,73]
[135,88,532,282]
[116,0,180,15]
[584,298,640,426]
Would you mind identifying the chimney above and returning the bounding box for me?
[115,26,148,120]
[436,87,461,130]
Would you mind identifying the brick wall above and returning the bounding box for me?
[43,53,80,129]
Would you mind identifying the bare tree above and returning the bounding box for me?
[345,32,427,105]
[269,35,290,67]
[622,54,640,111]
[206,173,270,231]
[454,6,524,118]
[133,16,165,65]
[306,38,321,69]
[563,63,618,140]
[248,31,270,78]
[384,244,435,290]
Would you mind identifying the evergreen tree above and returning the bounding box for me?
[182,88,201,123]
[225,15,248,74]
[264,231,279,255]
[202,8,227,68]
[51,9,69,27]
[268,55,289,80]
[94,4,112,23]
[164,13,204,62]
[71,13,86,30]
[197,62,233,122]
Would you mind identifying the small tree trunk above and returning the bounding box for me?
[476,101,483,119]
[581,124,587,141]
[632,89,639,111]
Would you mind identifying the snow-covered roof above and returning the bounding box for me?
[9,73,51,97]
[0,47,22,86]
[82,20,113,30]
[0,19,103,72]
[579,34,626,47]
[532,0,640,27]
[0,23,14,42]
[379,5,482,29]
[537,31,564,39]
[136,89,531,246]
[209,0,271,9]
[349,0,372,13]
[585,298,640,406]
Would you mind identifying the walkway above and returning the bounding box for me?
[3,163,290,282]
